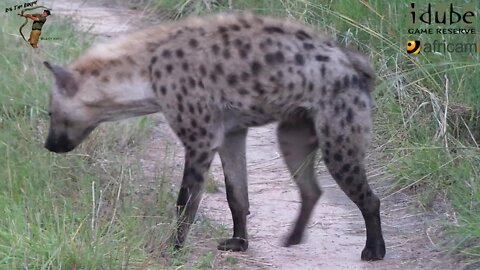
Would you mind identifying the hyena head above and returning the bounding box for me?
[43,61,98,153]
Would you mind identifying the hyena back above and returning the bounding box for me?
[43,13,385,261]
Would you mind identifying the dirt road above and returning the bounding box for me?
[52,1,458,269]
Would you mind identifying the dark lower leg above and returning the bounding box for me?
[359,193,385,261]
[174,152,214,249]
[174,179,203,248]
[325,155,385,260]
[284,191,320,246]
[217,129,249,252]
[217,178,249,251]
[277,116,321,246]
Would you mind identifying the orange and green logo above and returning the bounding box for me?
[407,40,421,54]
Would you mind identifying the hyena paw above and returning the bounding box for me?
[361,243,386,261]
[217,237,248,252]
[283,232,303,247]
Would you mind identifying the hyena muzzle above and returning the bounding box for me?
[42,13,385,261]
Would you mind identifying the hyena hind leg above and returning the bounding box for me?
[277,112,322,246]
[315,100,385,261]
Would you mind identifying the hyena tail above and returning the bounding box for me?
[341,48,375,92]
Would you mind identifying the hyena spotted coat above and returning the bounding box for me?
[43,13,385,261]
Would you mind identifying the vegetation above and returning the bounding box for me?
[1,0,479,268]
[0,2,177,268]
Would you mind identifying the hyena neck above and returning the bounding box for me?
[71,42,161,123]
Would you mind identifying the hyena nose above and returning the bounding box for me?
[44,133,74,153]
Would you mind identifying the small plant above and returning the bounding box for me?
[205,173,220,194]
[192,251,216,269]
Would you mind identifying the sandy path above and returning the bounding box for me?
[143,118,456,270]
[51,1,459,269]
[200,124,454,270]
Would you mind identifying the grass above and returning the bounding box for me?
[149,0,480,265]
[0,2,179,268]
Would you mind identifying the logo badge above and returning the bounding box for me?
[407,40,421,54]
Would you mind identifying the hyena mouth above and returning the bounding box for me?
[44,133,75,153]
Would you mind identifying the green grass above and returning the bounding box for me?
[191,251,216,269]
[150,0,480,264]
[0,2,179,268]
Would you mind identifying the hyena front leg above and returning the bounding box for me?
[217,129,249,252]
[174,137,219,249]
[277,112,322,246]
[315,91,385,261]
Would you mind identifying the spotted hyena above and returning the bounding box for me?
[43,13,385,260]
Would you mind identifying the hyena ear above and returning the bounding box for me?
[43,61,79,97]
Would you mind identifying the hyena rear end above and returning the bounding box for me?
[43,13,385,261]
